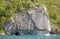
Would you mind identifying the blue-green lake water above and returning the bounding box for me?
[0,35,60,39]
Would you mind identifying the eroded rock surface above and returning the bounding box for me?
[4,5,51,35]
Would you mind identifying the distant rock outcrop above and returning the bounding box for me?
[4,5,51,35]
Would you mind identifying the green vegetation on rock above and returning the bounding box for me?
[0,0,60,33]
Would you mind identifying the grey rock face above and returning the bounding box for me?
[4,5,51,35]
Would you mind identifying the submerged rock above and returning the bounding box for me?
[4,5,51,35]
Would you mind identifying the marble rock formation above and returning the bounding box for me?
[4,5,51,35]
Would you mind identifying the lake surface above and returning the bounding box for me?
[0,35,60,39]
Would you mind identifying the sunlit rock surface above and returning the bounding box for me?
[4,5,51,35]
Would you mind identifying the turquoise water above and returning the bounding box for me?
[0,35,60,39]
